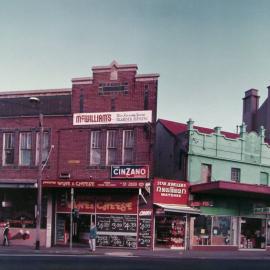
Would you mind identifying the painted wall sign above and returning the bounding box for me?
[73,110,152,125]
[56,194,137,214]
[43,180,146,189]
[153,178,189,205]
[111,165,149,179]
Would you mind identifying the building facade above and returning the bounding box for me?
[0,61,159,249]
[155,119,270,251]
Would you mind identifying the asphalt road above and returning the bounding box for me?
[0,254,269,270]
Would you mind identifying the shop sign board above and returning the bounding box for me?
[153,178,189,205]
[73,110,152,126]
[56,194,138,214]
[190,201,213,207]
[42,180,146,189]
[111,165,149,179]
[138,209,152,248]
[254,207,270,215]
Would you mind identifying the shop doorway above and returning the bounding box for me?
[240,218,266,249]
[154,213,186,249]
[55,213,94,245]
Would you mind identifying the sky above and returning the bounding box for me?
[1,0,270,132]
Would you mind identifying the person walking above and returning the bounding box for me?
[3,222,10,246]
[89,221,97,252]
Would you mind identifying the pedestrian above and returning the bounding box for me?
[89,221,97,252]
[3,222,10,246]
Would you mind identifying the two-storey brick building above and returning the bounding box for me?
[0,61,159,249]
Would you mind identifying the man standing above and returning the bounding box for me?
[89,221,97,252]
[3,222,10,246]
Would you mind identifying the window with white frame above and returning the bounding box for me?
[123,130,134,164]
[231,168,240,182]
[19,132,32,166]
[106,130,117,165]
[90,131,101,165]
[36,132,49,165]
[3,133,15,165]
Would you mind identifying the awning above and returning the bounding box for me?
[154,203,201,215]
[0,179,37,189]
[190,181,270,199]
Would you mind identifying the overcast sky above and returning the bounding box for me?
[1,0,270,132]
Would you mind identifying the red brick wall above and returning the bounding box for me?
[0,63,158,182]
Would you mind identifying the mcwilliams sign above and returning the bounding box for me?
[111,165,149,179]
[73,110,152,126]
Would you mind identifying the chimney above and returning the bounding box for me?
[242,89,259,132]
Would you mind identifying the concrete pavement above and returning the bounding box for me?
[0,245,270,259]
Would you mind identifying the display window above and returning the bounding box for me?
[193,215,235,246]
[0,189,47,229]
[155,213,186,249]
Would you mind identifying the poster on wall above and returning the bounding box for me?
[153,178,189,205]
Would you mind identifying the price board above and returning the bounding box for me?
[96,214,137,233]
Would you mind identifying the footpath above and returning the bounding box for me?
[0,245,270,259]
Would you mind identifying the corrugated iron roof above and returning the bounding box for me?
[158,119,239,139]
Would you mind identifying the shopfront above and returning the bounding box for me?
[43,179,151,249]
[190,181,270,251]
[0,181,47,246]
[153,178,199,250]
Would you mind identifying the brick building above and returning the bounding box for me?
[0,61,159,249]
[242,87,270,141]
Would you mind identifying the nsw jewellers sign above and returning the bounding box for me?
[153,178,189,205]
[111,165,149,180]
[73,110,152,126]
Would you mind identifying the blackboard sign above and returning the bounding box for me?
[97,214,137,233]
[97,234,137,248]
[56,217,65,242]
[138,217,151,248]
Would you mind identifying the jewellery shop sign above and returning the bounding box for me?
[153,178,189,205]
[111,165,149,180]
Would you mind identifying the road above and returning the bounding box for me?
[0,254,269,270]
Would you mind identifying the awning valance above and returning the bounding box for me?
[154,203,200,215]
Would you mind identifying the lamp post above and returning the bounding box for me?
[29,96,43,250]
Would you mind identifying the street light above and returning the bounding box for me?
[29,96,43,250]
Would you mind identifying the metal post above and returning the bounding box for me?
[70,188,74,249]
[35,113,43,250]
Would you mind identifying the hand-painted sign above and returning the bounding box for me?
[73,110,152,126]
[111,165,149,179]
[42,180,146,189]
[153,178,189,205]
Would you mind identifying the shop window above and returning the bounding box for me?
[106,130,117,165]
[122,130,134,164]
[90,131,101,165]
[231,168,241,182]
[35,132,49,165]
[19,132,32,166]
[2,133,15,165]
[193,215,212,245]
[260,172,268,186]
[0,189,41,228]
[201,164,212,182]
[212,216,232,245]
[155,214,186,249]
